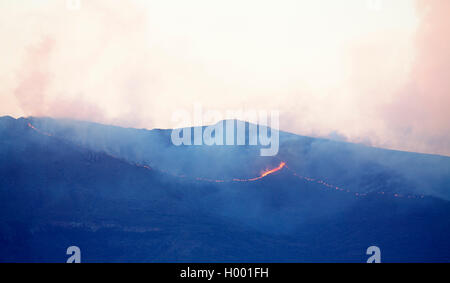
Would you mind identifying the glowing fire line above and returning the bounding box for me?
[232,162,286,182]
[27,123,53,137]
[27,122,425,200]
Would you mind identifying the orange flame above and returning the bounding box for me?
[261,162,286,177]
[232,162,286,182]
[248,161,286,181]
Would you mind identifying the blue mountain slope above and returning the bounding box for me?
[27,116,450,199]
[0,116,449,262]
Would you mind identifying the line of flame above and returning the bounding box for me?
[27,122,425,200]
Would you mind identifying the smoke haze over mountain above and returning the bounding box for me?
[0,0,449,156]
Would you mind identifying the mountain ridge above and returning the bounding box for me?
[7,115,448,158]
[1,115,450,262]
[9,116,448,201]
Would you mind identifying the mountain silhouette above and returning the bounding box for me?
[0,116,449,262]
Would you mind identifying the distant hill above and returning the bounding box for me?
[0,116,449,262]
[25,116,450,200]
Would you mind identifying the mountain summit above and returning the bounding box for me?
[1,116,449,262]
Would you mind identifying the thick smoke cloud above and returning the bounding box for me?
[382,0,450,155]
[0,0,449,155]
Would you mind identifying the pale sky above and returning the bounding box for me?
[0,0,449,156]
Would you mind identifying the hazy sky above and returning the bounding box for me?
[0,0,449,156]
